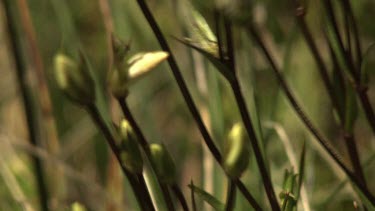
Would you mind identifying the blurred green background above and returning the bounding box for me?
[0,0,375,210]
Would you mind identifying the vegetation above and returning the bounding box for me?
[1,0,375,210]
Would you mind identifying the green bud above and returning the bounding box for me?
[109,37,169,98]
[119,120,143,174]
[223,123,250,179]
[54,52,96,105]
[111,35,131,68]
[149,143,176,184]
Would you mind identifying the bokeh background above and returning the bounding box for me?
[0,0,375,210]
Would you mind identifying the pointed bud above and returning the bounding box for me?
[223,123,250,178]
[54,52,96,105]
[111,34,131,70]
[109,50,169,98]
[119,120,143,174]
[149,143,176,184]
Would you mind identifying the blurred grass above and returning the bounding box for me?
[0,0,375,210]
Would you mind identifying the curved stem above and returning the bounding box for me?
[225,180,236,211]
[172,184,189,211]
[133,1,261,209]
[137,174,156,211]
[86,105,153,211]
[246,23,375,205]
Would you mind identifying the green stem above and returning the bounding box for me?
[225,180,236,211]
[3,1,49,210]
[134,1,261,209]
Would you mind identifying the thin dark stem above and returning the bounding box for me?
[295,11,341,117]
[3,1,49,210]
[224,19,279,210]
[225,180,236,211]
[323,0,358,79]
[161,184,175,211]
[134,1,262,209]
[86,105,153,211]
[230,80,280,211]
[246,23,375,205]
[135,0,221,162]
[358,90,375,134]
[137,174,156,211]
[117,99,183,211]
[343,134,366,186]
[341,0,362,70]
[294,4,367,187]
[234,180,262,211]
[324,0,375,135]
[172,184,189,211]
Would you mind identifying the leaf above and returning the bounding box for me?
[188,183,225,211]
[175,37,236,82]
[360,43,375,86]
[190,180,197,211]
[344,87,358,133]
[296,141,306,200]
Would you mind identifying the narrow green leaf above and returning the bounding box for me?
[174,37,236,82]
[325,21,354,83]
[296,141,306,200]
[188,183,225,211]
[344,87,358,133]
[190,180,197,211]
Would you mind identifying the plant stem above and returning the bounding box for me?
[86,105,154,211]
[160,184,175,211]
[230,79,280,210]
[134,1,261,209]
[117,99,181,210]
[223,20,280,211]
[294,4,367,188]
[225,180,236,211]
[223,19,278,210]
[172,184,189,211]
[323,0,375,135]
[234,180,262,211]
[3,1,49,210]
[343,134,366,186]
[137,173,156,211]
[246,23,375,205]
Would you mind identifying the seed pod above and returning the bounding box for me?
[119,120,143,174]
[54,52,96,105]
[223,123,250,179]
[149,143,176,184]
